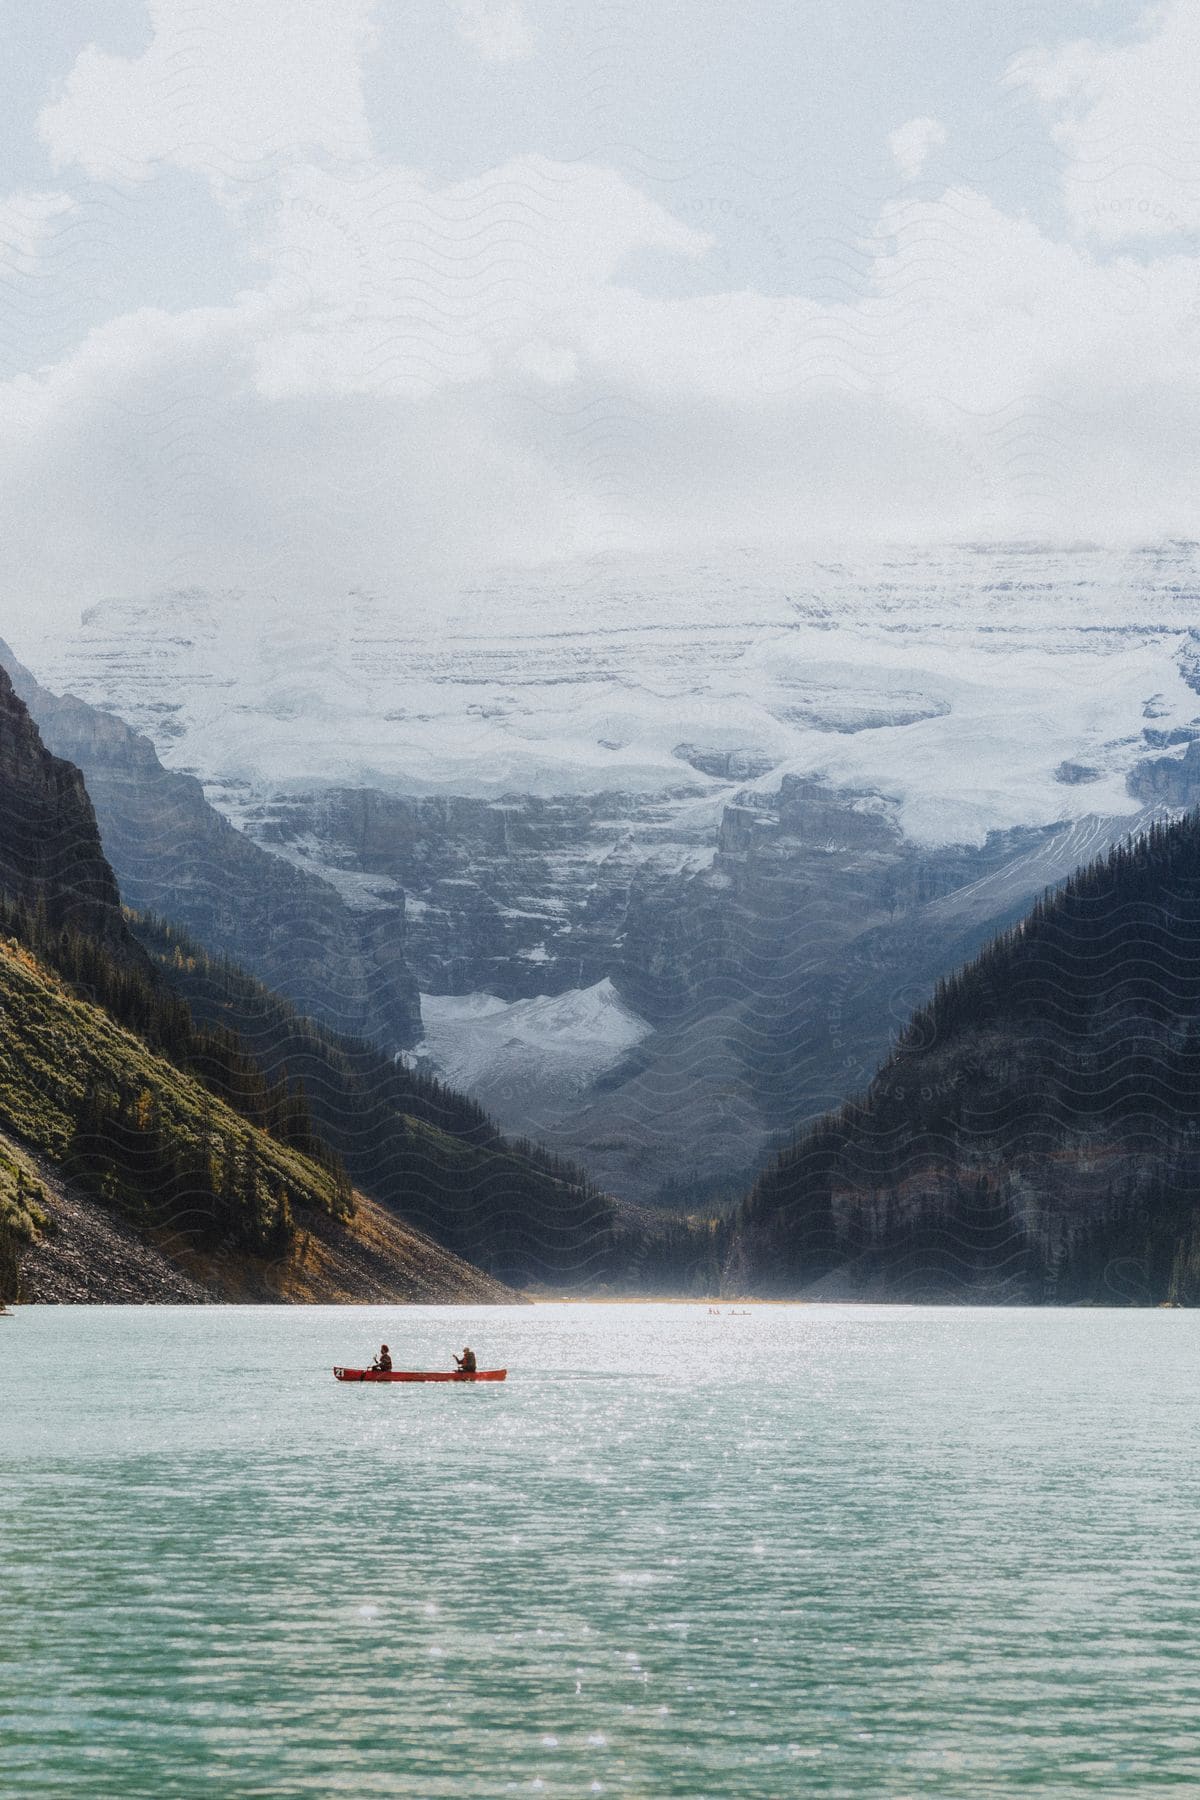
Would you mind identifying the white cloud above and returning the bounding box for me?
[0,191,74,275]
[888,116,947,181]
[244,156,710,400]
[6,2,1200,636]
[38,0,377,183]
[6,159,1200,632]
[448,0,535,64]
[1013,0,1200,241]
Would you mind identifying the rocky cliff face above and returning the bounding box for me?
[0,646,421,1051]
[0,664,126,945]
[246,783,717,1001]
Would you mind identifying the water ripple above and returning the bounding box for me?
[4,1302,1199,1796]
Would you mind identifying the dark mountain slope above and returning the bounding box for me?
[0,642,421,1051]
[0,663,127,946]
[132,913,622,1288]
[734,814,1200,1304]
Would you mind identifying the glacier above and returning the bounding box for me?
[37,542,1200,841]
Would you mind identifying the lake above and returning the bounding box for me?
[3,1303,1199,1797]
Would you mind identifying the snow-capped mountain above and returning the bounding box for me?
[35,542,1200,835]
[22,542,1200,1201]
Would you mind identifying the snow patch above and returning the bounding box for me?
[419,978,652,1101]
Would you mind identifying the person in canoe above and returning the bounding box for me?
[454,1346,477,1375]
[372,1344,393,1373]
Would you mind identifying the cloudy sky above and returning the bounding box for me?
[3,0,1199,628]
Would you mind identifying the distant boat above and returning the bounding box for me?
[333,1366,506,1383]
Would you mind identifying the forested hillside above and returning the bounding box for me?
[133,913,624,1285]
[735,814,1200,1304]
[0,887,520,1304]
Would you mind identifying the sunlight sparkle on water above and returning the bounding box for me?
[5,1302,1200,1797]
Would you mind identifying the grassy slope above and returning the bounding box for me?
[0,935,343,1213]
[0,935,516,1303]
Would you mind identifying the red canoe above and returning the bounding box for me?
[333,1367,507,1383]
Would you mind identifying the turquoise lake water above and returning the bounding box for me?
[3,1303,1200,1797]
